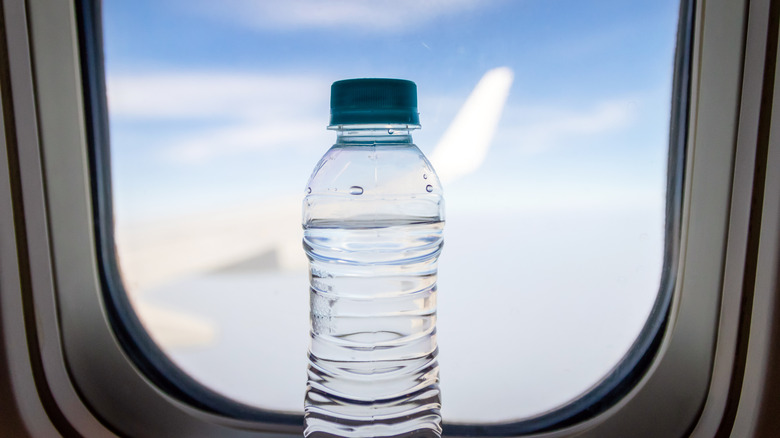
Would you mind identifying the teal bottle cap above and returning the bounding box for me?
[329,78,420,127]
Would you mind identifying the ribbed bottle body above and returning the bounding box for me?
[303,134,444,437]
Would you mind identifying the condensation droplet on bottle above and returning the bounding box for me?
[306,187,312,194]
[423,173,428,179]
[350,186,364,195]
[426,185,433,193]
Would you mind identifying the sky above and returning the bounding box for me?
[103,0,679,223]
[102,0,681,424]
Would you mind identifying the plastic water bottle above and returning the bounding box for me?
[303,79,444,437]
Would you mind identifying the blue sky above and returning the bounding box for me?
[103,0,679,223]
[104,0,677,94]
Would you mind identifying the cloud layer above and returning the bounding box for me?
[497,99,639,156]
[192,0,486,33]
[108,70,640,166]
[108,72,331,163]
[108,72,329,120]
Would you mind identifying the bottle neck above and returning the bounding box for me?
[332,125,417,145]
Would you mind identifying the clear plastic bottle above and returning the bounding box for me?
[303,79,444,437]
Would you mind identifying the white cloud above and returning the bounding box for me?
[107,72,330,120]
[496,98,639,155]
[107,70,640,165]
[107,72,333,162]
[191,0,485,32]
[160,120,327,164]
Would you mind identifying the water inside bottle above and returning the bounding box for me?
[303,218,443,437]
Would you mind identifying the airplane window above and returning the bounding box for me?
[100,0,683,429]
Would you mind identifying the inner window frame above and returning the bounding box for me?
[76,0,694,434]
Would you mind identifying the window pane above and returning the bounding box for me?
[103,0,680,424]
